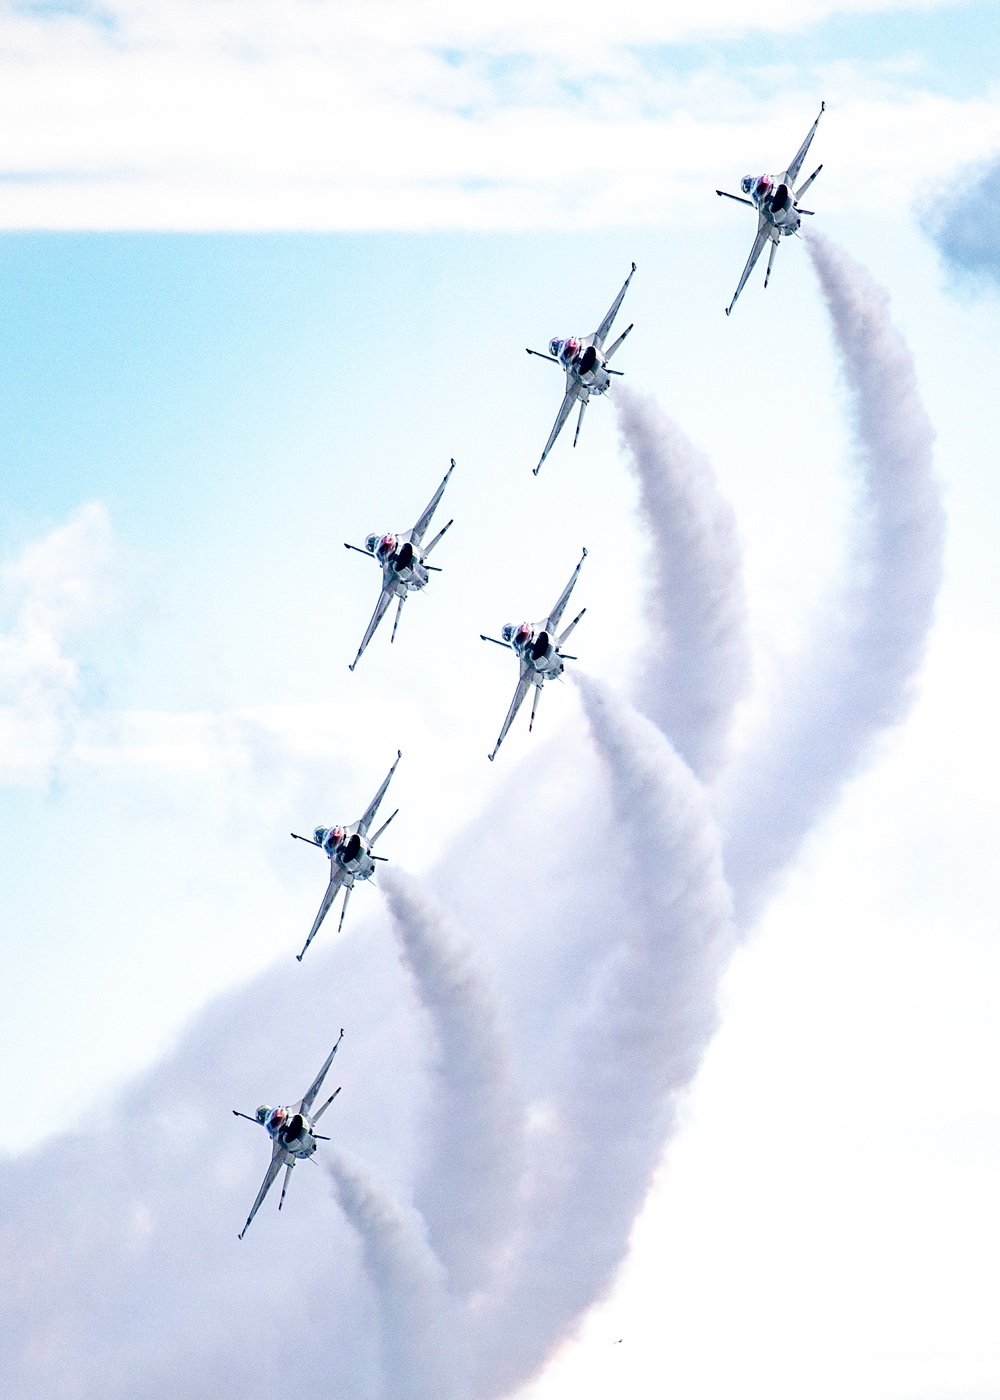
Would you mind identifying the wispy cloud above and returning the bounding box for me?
[0,0,994,228]
[0,502,112,783]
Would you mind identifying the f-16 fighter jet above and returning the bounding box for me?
[291,751,401,960]
[717,103,825,316]
[481,548,587,761]
[527,266,635,476]
[233,1029,344,1239]
[346,460,455,670]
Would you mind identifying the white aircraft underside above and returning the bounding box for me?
[481,548,588,761]
[346,459,455,670]
[290,751,401,959]
[717,103,825,316]
[233,1029,344,1239]
[527,264,636,475]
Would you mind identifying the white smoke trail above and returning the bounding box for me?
[327,1151,462,1400]
[476,673,733,1398]
[378,865,523,1301]
[613,384,751,783]
[719,232,945,928]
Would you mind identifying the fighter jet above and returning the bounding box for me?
[717,103,825,316]
[481,548,587,761]
[291,751,401,960]
[527,266,636,476]
[233,1029,344,1239]
[345,460,455,670]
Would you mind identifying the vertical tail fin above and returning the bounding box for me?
[337,883,353,934]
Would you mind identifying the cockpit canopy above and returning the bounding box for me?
[740,174,755,194]
[365,533,380,553]
[313,826,327,845]
[323,825,345,854]
[502,622,532,647]
[255,1104,272,1123]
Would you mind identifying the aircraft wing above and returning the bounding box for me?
[784,103,825,185]
[239,1143,288,1238]
[545,548,588,631]
[299,865,348,960]
[726,217,770,316]
[296,1029,345,1115]
[409,459,456,546]
[357,749,402,834]
[593,263,636,349]
[535,384,579,475]
[349,583,394,671]
[490,670,533,761]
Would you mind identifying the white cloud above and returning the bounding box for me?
[0,503,112,783]
[0,0,992,229]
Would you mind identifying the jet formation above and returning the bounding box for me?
[233,105,826,1236]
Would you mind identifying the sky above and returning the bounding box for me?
[1,0,999,1397]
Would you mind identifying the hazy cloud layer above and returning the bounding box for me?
[0,2,997,227]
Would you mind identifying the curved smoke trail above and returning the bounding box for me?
[378,865,524,1301]
[475,673,733,1398]
[327,1151,462,1400]
[719,232,945,928]
[613,384,751,783]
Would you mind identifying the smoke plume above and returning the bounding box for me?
[719,232,945,927]
[475,673,733,1397]
[613,384,751,782]
[328,1151,462,1400]
[378,865,523,1300]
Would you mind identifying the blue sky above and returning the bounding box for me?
[0,2,999,1397]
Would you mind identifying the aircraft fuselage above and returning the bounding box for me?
[509,625,565,681]
[749,175,802,235]
[370,534,429,594]
[551,337,612,396]
[259,1105,319,1159]
[315,826,376,882]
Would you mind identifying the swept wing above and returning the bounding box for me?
[535,384,580,476]
[409,459,456,547]
[489,670,532,762]
[357,749,402,834]
[295,1029,345,1115]
[593,262,636,349]
[726,219,771,317]
[239,1143,289,1239]
[298,866,350,960]
[349,584,395,671]
[545,548,588,631]
[783,102,825,185]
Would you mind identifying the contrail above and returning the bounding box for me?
[476,673,733,1398]
[378,865,523,1301]
[327,1151,462,1400]
[614,383,751,783]
[719,232,945,928]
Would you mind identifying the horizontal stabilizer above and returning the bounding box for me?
[795,164,823,201]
